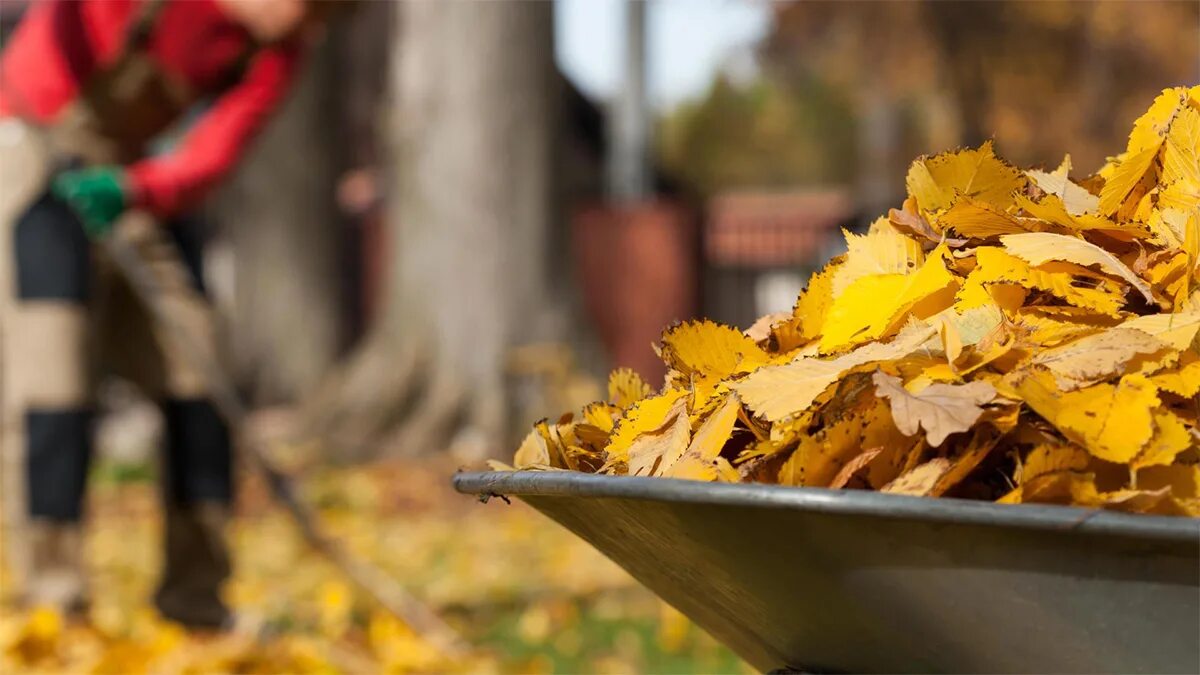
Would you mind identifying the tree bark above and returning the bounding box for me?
[212,37,344,405]
[855,82,900,225]
[303,0,558,459]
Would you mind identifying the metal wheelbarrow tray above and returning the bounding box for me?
[453,471,1200,674]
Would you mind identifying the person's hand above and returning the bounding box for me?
[215,0,308,43]
[51,166,128,239]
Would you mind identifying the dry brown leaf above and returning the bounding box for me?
[873,371,997,447]
[881,458,954,496]
[828,448,883,489]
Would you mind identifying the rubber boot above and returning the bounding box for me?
[23,519,89,615]
[153,503,231,629]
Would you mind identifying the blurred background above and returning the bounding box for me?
[1,0,1197,672]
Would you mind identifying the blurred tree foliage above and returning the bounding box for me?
[658,75,857,195]
[661,0,1199,199]
[918,0,1200,169]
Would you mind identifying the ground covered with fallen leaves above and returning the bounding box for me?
[1,455,745,673]
[508,86,1200,515]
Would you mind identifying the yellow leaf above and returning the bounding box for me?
[873,371,997,447]
[1001,232,1156,304]
[1137,464,1200,499]
[1119,310,1200,351]
[683,393,741,461]
[828,448,884,489]
[1014,192,1073,228]
[1098,87,1184,216]
[603,389,688,466]
[608,368,651,409]
[938,195,1029,238]
[1132,411,1193,469]
[1126,86,1185,155]
[1157,103,1200,211]
[791,261,840,343]
[1026,156,1100,215]
[1158,178,1200,213]
[1149,359,1200,397]
[626,399,691,477]
[1099,147,1158,217]
[968,247,1125,314]
[1187,211,1200,279]
[744,311,790,344]
[882,458,953,496]
[663,393,742,479]
[905,141,1025,214]
[1059,374,1159,463]
[1096,488,1192,516]
[1149,208,1188,250]
[999,471,1100,506]
[766,317,807,355]
[929,429,1002,496]
[937,314,964,364]
[937,302,1005,346]
[1030,327,1170,390]
[1015,313,1107,348]
[1015,192,1132,238]
[513,425,551,468]
[779,403,908,488]
[1017,444,1090,484]
[832,219,925,295]
[1016,369,1159,464]
[821,245,959,352]
[735,323,937,422]
[819,273,911,351]
[660,319,769,382]
[1161,105,1200,187]
[667,455,739,483]
[1141,249,1192,310]
[582,401,622,433]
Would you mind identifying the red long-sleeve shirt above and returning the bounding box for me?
[0,0,303,217]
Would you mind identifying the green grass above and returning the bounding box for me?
[471,595,747,674]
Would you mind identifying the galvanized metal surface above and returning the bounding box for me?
[454,471,1200,674]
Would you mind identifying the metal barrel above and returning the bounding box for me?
[454,471,1200,674]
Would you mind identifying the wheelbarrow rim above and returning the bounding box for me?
[454,471,1200,544]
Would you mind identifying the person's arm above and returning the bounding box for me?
[125,40,304,218]
[0,0,102,122]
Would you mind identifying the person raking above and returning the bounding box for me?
[0,0,331,628]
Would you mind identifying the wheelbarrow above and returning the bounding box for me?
[453,471,1200,674]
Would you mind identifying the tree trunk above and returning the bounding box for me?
[303,0,557,460]
[855,84,900,225]
[212,38,344,405]
[609,0,650,203]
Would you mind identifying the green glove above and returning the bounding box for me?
[51,167,129,239]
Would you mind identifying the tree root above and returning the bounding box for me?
[296,329,509,461]
[296,331,423,460]
[382,373,465,456]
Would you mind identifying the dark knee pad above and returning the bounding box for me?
[15,194,91,301]
[163,215,209,295]
[162,399,232,505]
[26,410,94,521]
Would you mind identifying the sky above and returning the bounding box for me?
[555,0,772,112]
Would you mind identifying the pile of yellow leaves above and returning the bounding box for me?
[509,86,1200,517]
